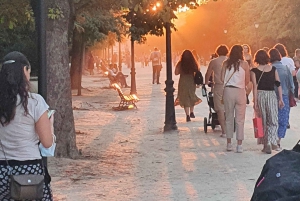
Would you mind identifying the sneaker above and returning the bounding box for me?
[227,143,233,151]
[190,112,195,118]
[186,115,191,122]
[236,145,243,153]
[220,133,226,138]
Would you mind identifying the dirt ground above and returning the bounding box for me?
[48,64,300,201]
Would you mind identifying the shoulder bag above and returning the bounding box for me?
[0,140,44,200]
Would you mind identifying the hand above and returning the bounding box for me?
[278,99,284,109]
[253,101,259,111]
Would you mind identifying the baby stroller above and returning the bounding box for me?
[202,85,220,133]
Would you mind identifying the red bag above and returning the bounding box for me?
[253,115,264,138]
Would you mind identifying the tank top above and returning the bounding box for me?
[251,67,276,91]
[224,64,245,89]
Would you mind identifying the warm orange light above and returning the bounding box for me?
[152,6,157,11]
[156,2,160,7]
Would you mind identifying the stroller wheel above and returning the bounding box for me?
[204,117,208,133]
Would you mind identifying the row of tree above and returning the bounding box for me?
[0,0,202,158]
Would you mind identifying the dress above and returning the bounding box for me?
[175,73,202,107]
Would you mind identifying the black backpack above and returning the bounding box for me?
[194,70,203,85]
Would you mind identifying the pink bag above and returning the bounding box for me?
[253,113,264,138]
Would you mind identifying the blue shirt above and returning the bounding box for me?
[272,61,294,96]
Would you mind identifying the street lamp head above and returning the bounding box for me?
[255,23,259,29]
[224,29,227,34]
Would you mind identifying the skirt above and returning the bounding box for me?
[0,159,53,201]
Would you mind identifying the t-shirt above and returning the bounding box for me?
[251,67,276,91]
[281,57,295,73]
[150,51,161,66]
[0,93,49,160]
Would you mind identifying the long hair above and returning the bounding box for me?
[225,45,244,72]
[0,51,30,126]
[242,44,252,55]
[178,50,198,74]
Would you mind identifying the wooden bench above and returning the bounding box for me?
[112,83,139,110]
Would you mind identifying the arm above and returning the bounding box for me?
[275,70,284,109]
[35,111,54,148]
[295,60,300,68]
[243,61,250,86]
[221,62,226,83]
[205,61,213,84]
[175,62,181,75]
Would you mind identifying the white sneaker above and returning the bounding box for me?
[220,133,226,138]
[236,145,243,153]
[227,143,233,151]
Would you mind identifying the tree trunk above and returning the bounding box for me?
[70,29,83,89]
[45,0,78,158]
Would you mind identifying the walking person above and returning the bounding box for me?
[293,49,300,100]
[251,49,284,154]
[0,51,54,200]
[243,44,255,104]
[88,52,95,75]
[221,45,250,153]
[205,45,229,137]
[274,43,295,129]
[149,47,162,84]
[270,48,294,150]
[174,50,202,122]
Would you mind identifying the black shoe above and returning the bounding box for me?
[246,95,250,104]
[186,115,191,122]
[287,123,290,129]
[190,112,195,118]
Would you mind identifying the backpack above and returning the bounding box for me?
[194,70,203,85]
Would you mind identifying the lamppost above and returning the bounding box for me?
[254,23,259,50]
[223,29,228,45]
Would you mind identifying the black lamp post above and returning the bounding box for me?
[164,22,177,131]
[130,37,137,95]
[31,0,47,165]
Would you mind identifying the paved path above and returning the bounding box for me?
[49,63,300,201]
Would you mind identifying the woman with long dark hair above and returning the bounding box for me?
[175,50,202,122]
[221,45,250,153]
[0,51,53,200]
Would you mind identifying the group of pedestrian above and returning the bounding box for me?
[174,43,297,154]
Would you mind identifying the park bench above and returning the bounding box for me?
[112,83,139,110]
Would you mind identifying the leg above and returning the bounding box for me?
[277,95,290,145]
[184,107,191,122]
[235,88,246,145]
[223,88,235,147]
[156,66,161,84]
[213,85,226,135]
[152,66,156,84]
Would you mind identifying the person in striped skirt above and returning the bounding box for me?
[251,49,284,154]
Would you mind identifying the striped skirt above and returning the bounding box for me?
[0,160,53,201]
[257,90,278,145]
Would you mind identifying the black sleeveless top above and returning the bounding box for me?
[251,67,276,91]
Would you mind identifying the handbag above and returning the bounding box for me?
[289,92,297,107]
[194,70,203,85]
[0,140,44,200]
[253,112,264,138]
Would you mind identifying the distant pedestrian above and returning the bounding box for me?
[270,48,294,150]
[174,50,202,122]
[221,45,250,153]
[205,45,229,137]
[149,47,162,84]
[88,52,95,75]
[243,44,255,104]
[251,49,284,154]
[293,49,300,100]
